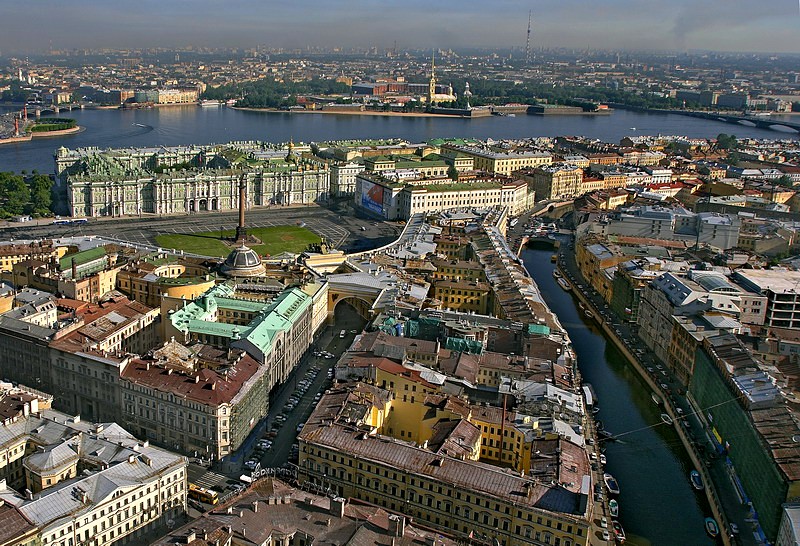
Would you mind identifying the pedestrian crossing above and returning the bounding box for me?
[192,470,229,491]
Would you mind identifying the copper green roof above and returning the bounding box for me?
[59,246,107,270]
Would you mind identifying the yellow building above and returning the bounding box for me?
[117,258,215,308]
[431,257,486,283]
[0,242,65,273]
[299,382,591,546]
[441,144,553,176]
[522,164,584,200]
[432,279,492,314]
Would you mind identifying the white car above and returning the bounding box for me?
[244,460,258,470]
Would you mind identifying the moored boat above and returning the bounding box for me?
[603,473,620,495]
[660,413,673,426]
[690,470,704,490]
[585,309,594,319]
[651,392,662,405]
[612,520,626,543]
[551,254,557,262]
[609,499,619,518]
[557,277,572,291]
[553,269,562,279]
[705,517,719,538]
[598,429,617,441]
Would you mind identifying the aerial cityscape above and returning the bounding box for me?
[0,4,799,546]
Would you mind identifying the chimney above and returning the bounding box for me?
[252,501,258,513]
[329,496,345,518]
[185,531,196,544]
[388,514,406,537]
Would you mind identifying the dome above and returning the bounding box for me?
[220,244,266,277]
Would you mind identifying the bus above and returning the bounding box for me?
[188,483,219,505]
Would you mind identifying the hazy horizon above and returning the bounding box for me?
[3,0,800,55]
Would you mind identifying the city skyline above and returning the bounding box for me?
[3,0,800,55]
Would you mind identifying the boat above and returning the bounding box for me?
[585,309,594,319]
[660,413,674,426]
[603,473,620,495]
[596,420,604,431]
[705,517,719,538]
[592,405,600,415]
[578,301,585,310]
[612,520,626,543]
[553,269,562,279]
[200,100,221,107]
[557,277,572,291]
[550,254,557,262]
[651,392,662,405]
[599,453,607,465]
[508,113,516,117]
[609,499,619,518]
[598,429,617,441]
[690,470,704,490]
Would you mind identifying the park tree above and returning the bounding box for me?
[28,174,53,216]
[0,173,30,217]
[447,165,459,181]
[716,133,739,151]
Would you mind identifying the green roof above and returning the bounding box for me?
[443,337,483,354]
[59,246,107,270]
[187,320,250,338]
[527,324,551,336]
[215,297,269,313]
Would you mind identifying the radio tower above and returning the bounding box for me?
[525,10,532,66]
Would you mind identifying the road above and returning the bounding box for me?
[0,201,401,255]
[184,303,366,508]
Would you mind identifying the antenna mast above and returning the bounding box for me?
[525,10,532,66]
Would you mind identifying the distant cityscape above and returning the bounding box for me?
[0,36,799,546]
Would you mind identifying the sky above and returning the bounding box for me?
[3,0,799,54]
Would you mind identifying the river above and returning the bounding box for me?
[521,247,714,546]
[0,104,796,174]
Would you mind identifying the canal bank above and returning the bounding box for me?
[555,249,733,546]
[521,245,714,546]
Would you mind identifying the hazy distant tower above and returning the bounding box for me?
[428,50,437,104]
[525,10,532,66]
[464,82,472,109]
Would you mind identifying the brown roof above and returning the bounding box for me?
[0,501,36,545]
[121,351,261,407]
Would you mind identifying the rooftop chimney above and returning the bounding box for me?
[329,496,346,518]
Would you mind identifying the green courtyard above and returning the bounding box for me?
[155,225,321,258]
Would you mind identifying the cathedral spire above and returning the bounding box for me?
[429,50,437,105]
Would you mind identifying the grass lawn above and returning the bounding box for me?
[155,225,321,258]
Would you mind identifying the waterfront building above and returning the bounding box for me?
[55,143,329,217]
[298,383,591,546]
[599,206,741,251]
[0,410,186,546]
[440,143,552,176]
[636,271,765,368]
[689,334,800,541]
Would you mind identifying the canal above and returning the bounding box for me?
[521,247,714,546]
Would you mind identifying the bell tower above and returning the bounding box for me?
[428,50,437,105]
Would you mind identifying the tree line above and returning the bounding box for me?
[0,172,54,218]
